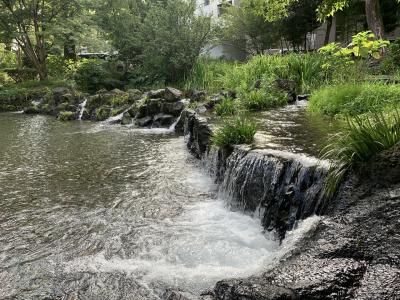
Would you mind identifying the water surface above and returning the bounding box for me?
[0,113,279,299]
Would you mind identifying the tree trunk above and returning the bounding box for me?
[324,16,333,45]
[365,0,385,38]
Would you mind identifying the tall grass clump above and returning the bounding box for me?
[321,110,400,198]
[183,58,237,92]
[309,83,400,117]
[212,116,257,147]
[215,97,237,116]
[241,88,287,110]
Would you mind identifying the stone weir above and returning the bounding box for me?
[175,109,329,239]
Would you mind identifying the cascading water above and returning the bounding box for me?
[1,113,303,299]
[78,98,87,120]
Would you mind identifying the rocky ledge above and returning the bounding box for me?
[20,86,186,128]
[172,110,400,300]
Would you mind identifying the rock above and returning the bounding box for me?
[205,94,223,109]
[164,87,182,102]
[195,105,207,114]
[127,104,137,118]
[296,94,310,101]
[275,78,297,103]
[127,89,142,102]
[153,113,175,127]
[24,105,40,114]
[95,106,112,121]
[60,93,75,104]
[162,100,185,117]
[175,109,212,158]
[148,89,165,99]
[136,116,153,127]
[110,88,125,95]
[188,90,207,102]
[121,112,132,125]
[147,98,163,116]
[57,111,76,121]
[163,289,199,300]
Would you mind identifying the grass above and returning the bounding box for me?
[215,97,237,116]
[309,83,400,117]
[321,110,400,198]
[211,116,257,147]
[57,111,76,121]
[241,88,288,110]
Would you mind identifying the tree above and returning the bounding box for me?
[248,0,400,39]
[0,0,78,80]
[97,0,214,83]
[221,3,280,54]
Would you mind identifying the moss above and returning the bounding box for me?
[58,111,76,121]
[95,106,111,121]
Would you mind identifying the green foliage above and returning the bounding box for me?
[382,38,400,73]
[47,55,80,80]
[215,97,237,116]
[319,31,390,60]
[95,106,111,121]
[242,88,287,110]
[211,117,257,147]
[58,111,76,121]
[0,44,16,68]
[309,83,400,117]
[184,59,238,92]
[74,59,124,93]
[321,110,400,198]
[99,0,213,84]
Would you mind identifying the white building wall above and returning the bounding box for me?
[196,0,246,60]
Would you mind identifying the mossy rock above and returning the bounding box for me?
[24,105,41,114]
[95,106,112,121]
[58,111,76,121]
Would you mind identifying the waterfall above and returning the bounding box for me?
[203,145,329,239]
[78,98,87,121]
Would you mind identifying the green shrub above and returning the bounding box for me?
[309,83,400,117]
[212,116,257,147]
[215,97,237,116]
[321,110,400,198]
[95,106,111,121]
[58,111,76,121]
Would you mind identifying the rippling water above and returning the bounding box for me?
[0,113,282,299]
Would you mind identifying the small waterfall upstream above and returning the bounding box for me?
[78,98,87,120]
[202,145,329,239]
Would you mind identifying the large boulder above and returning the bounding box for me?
[164,87,182,102]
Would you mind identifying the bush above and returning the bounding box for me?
[74,59,124,93]
[321,110,400,198]
[58,111,76,121]
[215,97,237,116]
[308,83,400,117]
[212,116,257,147]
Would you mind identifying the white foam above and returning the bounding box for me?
[66,200,279,293]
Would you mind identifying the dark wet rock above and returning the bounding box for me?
[153,113,175,127]
[24,105,41,114]
[296,94,310,101]
[162,100,185,117]
[127,89,143,102]
[175,109,212,158]
[136,116,153,127]
[195,105,207,114]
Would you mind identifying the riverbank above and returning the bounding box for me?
[168,108,400,300]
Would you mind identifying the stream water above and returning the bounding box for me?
[0,110,325,299]
[0,113,279,299]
